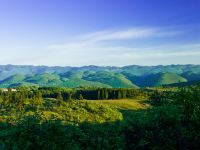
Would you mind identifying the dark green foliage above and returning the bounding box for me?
[78,94,84,100]
[0,88,124,149]
[76,88,146,100]
[1,86,200,149]
[0,117,125,150]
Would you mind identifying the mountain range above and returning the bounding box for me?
[0,64,200,88]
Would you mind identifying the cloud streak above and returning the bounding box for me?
[1,43,200,66]
[49,27,181,50]
[0,26,199,66]
[81,28,181,41]
[39,26,200,66]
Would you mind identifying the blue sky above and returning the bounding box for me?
[0,0,200,66]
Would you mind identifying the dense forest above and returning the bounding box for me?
[0,85,200,149]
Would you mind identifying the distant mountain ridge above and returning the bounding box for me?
[0,64,200,88]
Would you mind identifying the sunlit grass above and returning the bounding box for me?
[87,98,150,110]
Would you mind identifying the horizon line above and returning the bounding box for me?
[0,63,200,68]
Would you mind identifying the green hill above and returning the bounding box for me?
[182,71,200,81]
[145,72,187,86]
[83,71,138,88]
[1,73,111,88]
[60,71,83,79]
[61,78,111,88]
[9,82,38,87]
[0,65,200,88]
[24,73,61,86]
[164,80,200,87]
[0,74,26,87]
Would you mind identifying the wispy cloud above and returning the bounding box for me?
[1,26,198,66]
[81,28,180,41]
[2,43,200,66]
[49,27,181,50]
[39,27,200,66]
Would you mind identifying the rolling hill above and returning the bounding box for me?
[0,64,199,88]
[83,71,138,88]
[0,74,26,88]
[143,72,187,86]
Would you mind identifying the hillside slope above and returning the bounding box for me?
[83,71,138,88]
[0,65,199,88]
[145,72,187,86]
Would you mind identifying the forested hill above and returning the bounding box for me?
[0,64,200,88]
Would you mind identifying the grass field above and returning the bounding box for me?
[87,98,150,110]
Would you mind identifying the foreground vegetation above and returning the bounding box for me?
[0,86,200,149]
